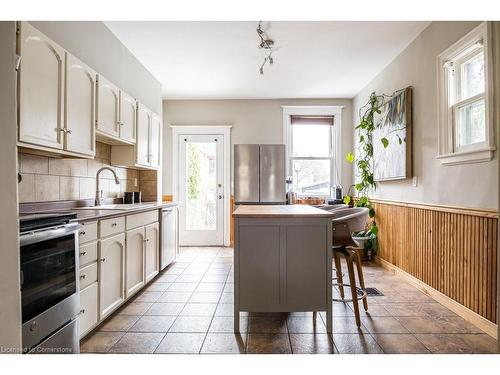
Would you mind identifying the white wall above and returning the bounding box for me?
[0,21,22,351]
[30,21,162,114]
[162,99,353,195]
[353,21,498,210]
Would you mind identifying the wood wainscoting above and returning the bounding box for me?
[371,198,498,336]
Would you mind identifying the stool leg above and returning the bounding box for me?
[333,251,345,299]
[353,249,369,312]
[313,311,317,321]
[346,253,361,328]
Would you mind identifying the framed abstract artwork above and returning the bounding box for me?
[373,87,413,181]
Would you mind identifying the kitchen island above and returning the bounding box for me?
[232,205,334,333]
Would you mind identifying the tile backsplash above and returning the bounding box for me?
[18,142,158,203]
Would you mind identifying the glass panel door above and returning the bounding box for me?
[179,135,223,246]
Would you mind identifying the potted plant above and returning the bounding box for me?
[344,90,405,260]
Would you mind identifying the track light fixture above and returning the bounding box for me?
[257,21,275,75]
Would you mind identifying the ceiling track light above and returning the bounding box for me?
[257,21,275,75]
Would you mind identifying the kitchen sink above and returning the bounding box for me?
[73,203,156,211]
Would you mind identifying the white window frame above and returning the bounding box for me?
[437,22,495,165]
[282,105,343,198]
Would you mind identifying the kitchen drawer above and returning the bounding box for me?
[100,216,125,238]
[126,210,158,230]
[79,221,97,244]
[79,282,98,338]
[79,241,98,267]
[79,262,98,290]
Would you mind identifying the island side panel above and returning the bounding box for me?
[234,217,332,313]
[326,219,333,333]
[234,217,240,332]
[238,223,281,311]
[284,223,328,309]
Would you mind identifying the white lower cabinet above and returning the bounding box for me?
[145,222,160,283]
[125,227,145,298]
[99,233,125,319]
[78,210,164,340]
[79,282,98,338]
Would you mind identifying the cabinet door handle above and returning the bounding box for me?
[80,309,86,315]
[101,258,106,262]
[80,274,86,280]
[111,223,117,227]
[80,251,86,257]
[66,129,72,134]
[79,231,86,236]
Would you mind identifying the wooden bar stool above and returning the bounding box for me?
[313,208,369,328]
[333,246,368,327]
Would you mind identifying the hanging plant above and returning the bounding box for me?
[344,89,408,258]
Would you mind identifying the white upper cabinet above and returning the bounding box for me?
[119,91,137,144]
[18,21,65,150]
[65,53,96,157]
[110,103,161,170]
[136,103,151,166]
[96,75,120,138]
[149,112,161,168]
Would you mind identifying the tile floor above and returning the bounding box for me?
[81,247,498,354]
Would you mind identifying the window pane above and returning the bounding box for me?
[457,99,486,147]
[292,159,330,196]
[292,124,331,157]
[461,51,485,100]
[185,142,217,231]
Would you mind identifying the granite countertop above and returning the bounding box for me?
[232,204,335,218]
[19,201,179,223]
[70,202,179,222]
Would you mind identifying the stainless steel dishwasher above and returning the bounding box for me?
[160,206,178,270]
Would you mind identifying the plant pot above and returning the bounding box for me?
[352,236,369,249]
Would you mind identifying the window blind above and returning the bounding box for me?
[290,115,334,126]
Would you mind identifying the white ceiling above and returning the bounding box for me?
[105,21,430,99]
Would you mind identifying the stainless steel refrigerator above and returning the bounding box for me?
[234,144,286,204]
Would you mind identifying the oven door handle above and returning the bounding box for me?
[20,223,82,247]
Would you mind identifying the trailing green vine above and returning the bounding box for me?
[344,89,408,256]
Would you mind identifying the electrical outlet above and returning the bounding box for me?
[412,176,418,187]
[134,178,138,187]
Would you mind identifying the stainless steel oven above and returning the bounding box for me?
[19,212,81,354]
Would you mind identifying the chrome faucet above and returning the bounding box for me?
[95,167,120,206]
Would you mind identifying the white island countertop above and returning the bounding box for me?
[232,204,334,218]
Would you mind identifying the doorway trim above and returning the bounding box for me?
[171,125,232,247]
